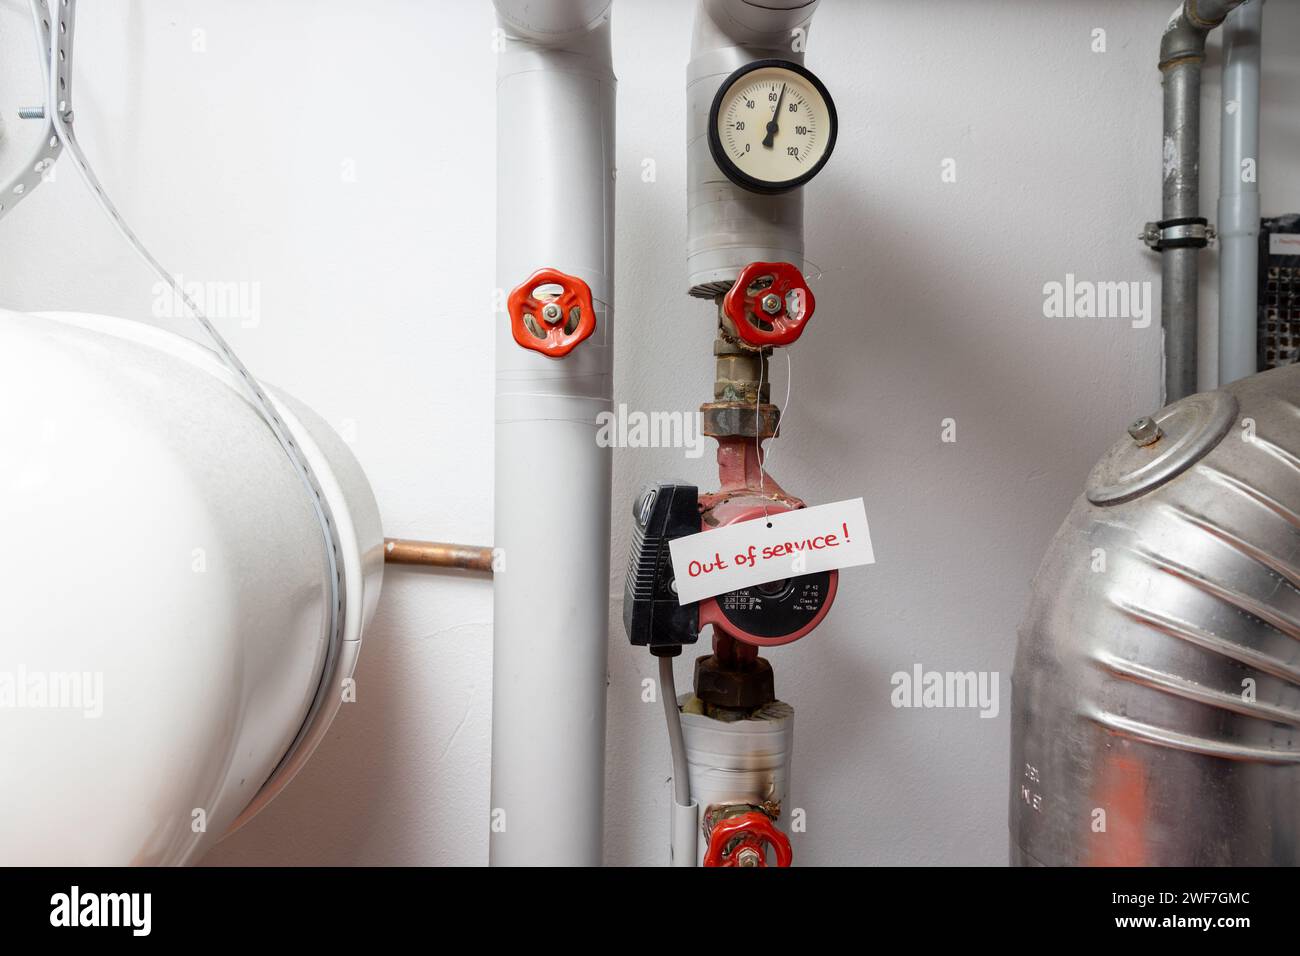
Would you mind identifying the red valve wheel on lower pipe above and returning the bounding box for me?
[507,267,597,358]
[723,261,815,348]
[704,811,793,867]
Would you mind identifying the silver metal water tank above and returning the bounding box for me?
[1011,363,1300,865]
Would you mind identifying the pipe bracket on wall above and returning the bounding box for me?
[0,5,63,222]
[1141,217,1214,252]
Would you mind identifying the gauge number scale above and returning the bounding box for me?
[708,59,838,195]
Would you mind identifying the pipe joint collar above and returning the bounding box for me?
[1160,18,1209,68]
[1160,0,1247,65]
[1186,0,1242,30]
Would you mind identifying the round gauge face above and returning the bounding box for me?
[708,59,838,195]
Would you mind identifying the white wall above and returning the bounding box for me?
[1,0,1296,866]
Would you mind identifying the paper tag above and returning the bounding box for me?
[668,498,875,604]
[1270,233,1300,256]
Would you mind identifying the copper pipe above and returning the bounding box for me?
[383,538,495,573]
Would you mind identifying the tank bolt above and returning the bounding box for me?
[760,292,783,316]
[1128,416,1162,447]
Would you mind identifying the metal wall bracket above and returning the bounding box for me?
[1141,217,1216,251]
[0,4,66,222]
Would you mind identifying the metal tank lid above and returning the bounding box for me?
[1086,389,1239,505]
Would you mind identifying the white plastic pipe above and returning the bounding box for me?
[490,0,615,867]
[671,797,700,867]
[1217,0,1263,386]
[687,0,820,296]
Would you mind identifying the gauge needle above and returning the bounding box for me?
[762,83,786,148]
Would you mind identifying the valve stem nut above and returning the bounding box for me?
[1128,416,1162,447]
[759,292,783,316]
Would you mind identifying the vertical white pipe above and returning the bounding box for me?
[686,0,820,296]
[1218,0,1263,386]
[490,0,615,867]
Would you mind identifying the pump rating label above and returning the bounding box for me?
[668,497,875,604]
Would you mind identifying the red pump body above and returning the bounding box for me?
[698,437,837,647]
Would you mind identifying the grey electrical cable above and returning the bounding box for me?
[659,655,691,807]
[29,0,347,781]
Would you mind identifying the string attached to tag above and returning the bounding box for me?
[755,346,795,526]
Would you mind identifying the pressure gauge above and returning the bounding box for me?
[708,59,838,195]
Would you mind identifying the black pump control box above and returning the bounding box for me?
[622,483,700,656]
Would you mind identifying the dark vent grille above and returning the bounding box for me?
[625,522,656,600]
[1259,215,1300,370]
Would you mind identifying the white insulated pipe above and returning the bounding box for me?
[687,0,820,296]
[490,0,615,867]
[1217,0,1263,386]
[681,703,795,866]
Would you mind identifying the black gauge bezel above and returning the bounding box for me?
[707,58,838,196]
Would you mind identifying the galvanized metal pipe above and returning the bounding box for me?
[1217,0,1263,386]
[1160,67,1203,402]
[1158,0,1246,402]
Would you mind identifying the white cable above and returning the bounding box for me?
[31,0,347,776]
[659,655,691,807]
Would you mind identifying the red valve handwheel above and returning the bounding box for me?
[703,811,793,868]
[508,267,597,358]
[722,261,815,348]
